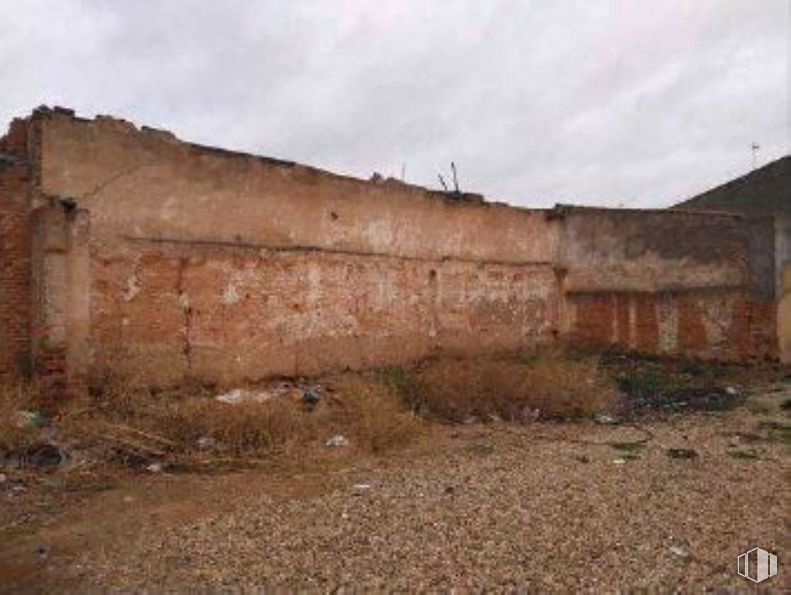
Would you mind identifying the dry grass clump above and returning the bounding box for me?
[62,394,309,463]
[329,376,422,453]
[79,384,311,457]
[58,349,611,468]
[160,398,309,456]
[0,380,42,453]
[53,372,422,469]
[3,349,615,472]
[410,350,619,422]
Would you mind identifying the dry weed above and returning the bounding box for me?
[52,371,422,469]
[330,376,422,453]
[58,389,312,465]
[4,349,616,472]
[413,350,619,422]
[0,380,42,453]
[160,397,313,456]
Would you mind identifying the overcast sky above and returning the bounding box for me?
[1,0,788,208]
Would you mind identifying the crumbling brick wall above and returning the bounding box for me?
[0,118,35,379]
[35,109,562,386]
[558,208,778,360]
[91,248,559,385]
[0,107,783,389]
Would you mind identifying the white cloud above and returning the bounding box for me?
[0,0,787,207]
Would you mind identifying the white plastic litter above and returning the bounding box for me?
[215,389,273,405]
[326,434,350,447]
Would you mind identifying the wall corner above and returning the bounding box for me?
[30,202,91,399]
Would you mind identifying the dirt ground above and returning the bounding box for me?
[1,383,788,592]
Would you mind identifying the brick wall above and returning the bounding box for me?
[560,208,778,361]
[91,245,559,385]
[35,109,562,386]
[568,289,776,360]
[0,118,34,379]
[0,108,781,389]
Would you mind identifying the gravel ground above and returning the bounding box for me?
[3,385,789,592]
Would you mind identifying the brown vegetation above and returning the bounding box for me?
[0,349,623,472]
[403,350,620,422]
[0,381,42,454]
[73,380,419,466]
[1,371,423,471]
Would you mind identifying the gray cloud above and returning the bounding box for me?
[0,0,787,207]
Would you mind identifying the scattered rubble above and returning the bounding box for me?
[26,443,66,469]
[15,410,45,428]
[1,441,67,471]
[2,379,788,591]
[728,449,760,460]
[594,413,617,425]
[301,389,319,410]
[215,388,273,405]
[668,536,689,558]
[326,435,350,448]
[196,437,215,451]
[215,382,323,407]
[666,448,698,460]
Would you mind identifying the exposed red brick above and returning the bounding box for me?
[0,117,34,379]
[677,295,708,356]
[0,108,784,390]
[614,293,630,345]
[726,296,777,361]
[633,294,659,353]
[570,293,614,347]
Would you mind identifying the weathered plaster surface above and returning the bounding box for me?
[0,108,782,386]
[40,113,557,265]
[558,208,777,360]
[35,112,564,384]
[92,246,558,384]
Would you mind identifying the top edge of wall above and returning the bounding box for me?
[22,105,542,213]
[11,106,766,223]
[555,203,753,220]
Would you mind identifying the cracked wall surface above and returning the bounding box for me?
[0,107,782,387]
[36,108,562,385]
[558,208,778,360]
[0,118,34,379]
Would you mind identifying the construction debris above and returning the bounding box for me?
[666,448,698,460]
[215,383,323,406]
[215,389,273,405]
[326,435,350,448]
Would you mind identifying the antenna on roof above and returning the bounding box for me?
[751,142,760,171]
